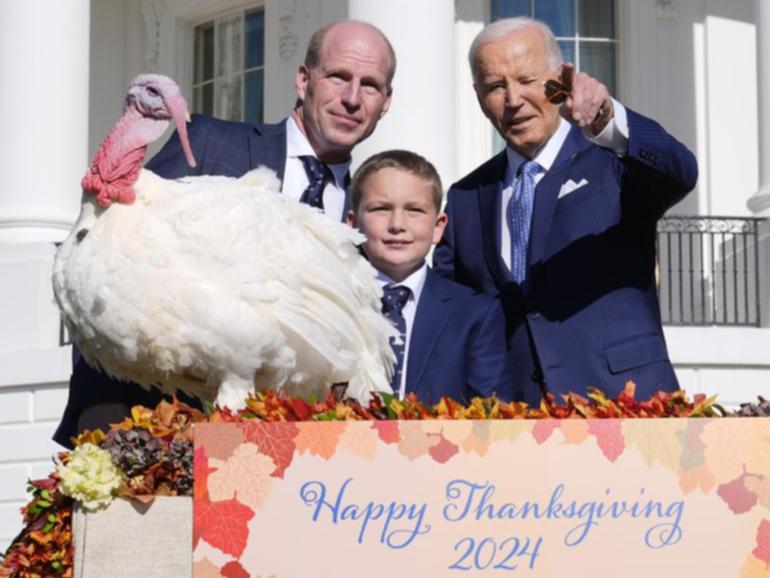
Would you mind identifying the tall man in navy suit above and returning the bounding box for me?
[433,17,698,407]
[348,150,512,405]
[54,20,396,446]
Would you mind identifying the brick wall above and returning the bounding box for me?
[0,383,69,553]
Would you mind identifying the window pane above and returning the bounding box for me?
[244,69,264,124]
[245,9,264,69]
[579,42,615,93]
[579,0,614,38]
[194,24,214,84]
[215,75,242,121]
[535,0,575,37]
[216,16,242,79]
[491,0,531,19]
[558,39,575,65]
[193,83,214,116]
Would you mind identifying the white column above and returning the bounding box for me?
[0,0,90,244]
[346,0,457,191]
[748,0,770,215]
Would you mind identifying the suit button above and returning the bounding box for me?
[528,312,541,320]
[531,370,544,383]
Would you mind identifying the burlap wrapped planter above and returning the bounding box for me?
[73,496,192,578]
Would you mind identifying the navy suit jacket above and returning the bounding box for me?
[433,109,698,406]
[54,115,308,446]
[404,269,512,406]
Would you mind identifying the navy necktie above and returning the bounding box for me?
[508,160,541,284]
[299,156,332,210]
[381,285,411,394]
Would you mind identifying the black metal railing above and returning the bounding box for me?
[657,216,764,326]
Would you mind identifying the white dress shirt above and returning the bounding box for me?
[376,263,429,398]
[499,99,630,269]
[283,117,351,221]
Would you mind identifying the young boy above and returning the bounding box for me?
[348,150,512,405]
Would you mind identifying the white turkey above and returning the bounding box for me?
[53,73,396,410]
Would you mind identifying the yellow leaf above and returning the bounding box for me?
[741,555,770,578]
[622,419,686,472]
[702,419,770,484]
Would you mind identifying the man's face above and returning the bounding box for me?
[473,28,561,159]
[348,168,446,283]
[295,23,393,164]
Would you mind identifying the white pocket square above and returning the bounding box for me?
[558,178,589,199]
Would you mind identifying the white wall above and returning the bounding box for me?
[0,381,70,553]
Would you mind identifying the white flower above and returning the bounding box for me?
[57,443,123,511]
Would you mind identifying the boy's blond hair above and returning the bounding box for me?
[350,150,443,213]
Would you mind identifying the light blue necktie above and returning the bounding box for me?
[507,160,541,284]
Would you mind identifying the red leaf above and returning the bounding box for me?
[429,434,459,464]
[532,420,559,444]
[372,421,400,444]
[752,519,770,565]
[239,422,299,478]
[221,560,251,578]
[194,446,217,502]
[717,473,758,514]
[194,498,254,558]
[288,398,312,421]
[587,419,625,462]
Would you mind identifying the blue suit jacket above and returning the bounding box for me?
[54,115,301,446]
[404,269,512,405]
[433,109,698,406]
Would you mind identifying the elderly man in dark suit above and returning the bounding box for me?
[433,17,698,407]
[54,20,395,446]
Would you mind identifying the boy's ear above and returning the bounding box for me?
[346,210,357,228]
[432,211,448,244]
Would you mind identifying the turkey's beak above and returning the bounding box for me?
[166,93,197,168]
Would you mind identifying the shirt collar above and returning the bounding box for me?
[286,116,351,187]
[375,263,428,304]
[505,117,571,183]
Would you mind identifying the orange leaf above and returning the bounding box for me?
[239,422,299,478]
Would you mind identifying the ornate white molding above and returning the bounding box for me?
[142,0,161,71]
[278,0,298,60]
[655,0,676,21]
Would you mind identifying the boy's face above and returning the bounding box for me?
[348,167,447,283]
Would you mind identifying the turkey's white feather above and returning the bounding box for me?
[53,167,396,409]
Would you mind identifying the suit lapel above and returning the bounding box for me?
[477,152,511,287]
[249,120,288,183]
[528,126,592,269]
[406,270,453,396]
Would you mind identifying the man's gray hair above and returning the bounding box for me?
[469,17,563,83]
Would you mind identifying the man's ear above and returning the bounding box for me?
[295,64,310,101]
[432,212,448,244]
[379,88,393,119]
[474,84,491,120]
